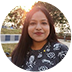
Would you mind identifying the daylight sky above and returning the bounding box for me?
[0,0,72,12]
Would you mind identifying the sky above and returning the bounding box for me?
[0,0,72,12]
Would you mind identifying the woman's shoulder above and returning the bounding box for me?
[51,42,69,51]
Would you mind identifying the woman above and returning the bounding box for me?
[11,6,68,71]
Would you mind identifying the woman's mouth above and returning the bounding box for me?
[34,32,44,35]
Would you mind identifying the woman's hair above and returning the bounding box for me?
[11,6,58,67]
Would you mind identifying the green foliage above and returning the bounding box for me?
[1,28,22,34]
[2,43,17,57]
[7,6,26,28]
[9,19,12,22]
[56,32,64,37]
[8,13,13,17]
[63,12,72,32]
[33,1,68,25]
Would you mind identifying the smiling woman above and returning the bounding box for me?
[11,6,69,71]
[28,11,50,45]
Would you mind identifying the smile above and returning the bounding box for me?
[34,32,44,35]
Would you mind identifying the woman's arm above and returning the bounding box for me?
[58,45,72,72]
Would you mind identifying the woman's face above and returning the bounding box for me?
[28,11,50,42]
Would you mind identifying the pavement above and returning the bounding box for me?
[0,39,72,72]
[1,41,19,44]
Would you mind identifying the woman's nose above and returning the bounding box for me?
[36,23,42,30]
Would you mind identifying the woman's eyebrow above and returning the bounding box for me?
[30,19,36,21]
[41,19,48,21]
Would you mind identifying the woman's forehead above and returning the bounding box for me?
[30,11,47,19]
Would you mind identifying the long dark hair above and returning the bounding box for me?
[11,6,58,67]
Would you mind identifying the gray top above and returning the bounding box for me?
[20,42,68,71]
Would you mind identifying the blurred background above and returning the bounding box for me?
[0,0,72,72]
[0,0,72,57]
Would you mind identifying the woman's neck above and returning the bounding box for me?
[31,40,47,50]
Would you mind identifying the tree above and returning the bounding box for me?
[33,1,64,24]
[65,12,72,32]
[8,6,26,28]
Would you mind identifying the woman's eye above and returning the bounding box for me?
[42,22,47,25]
[30,22,36,25]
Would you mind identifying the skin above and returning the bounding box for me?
[28,11,50,50]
